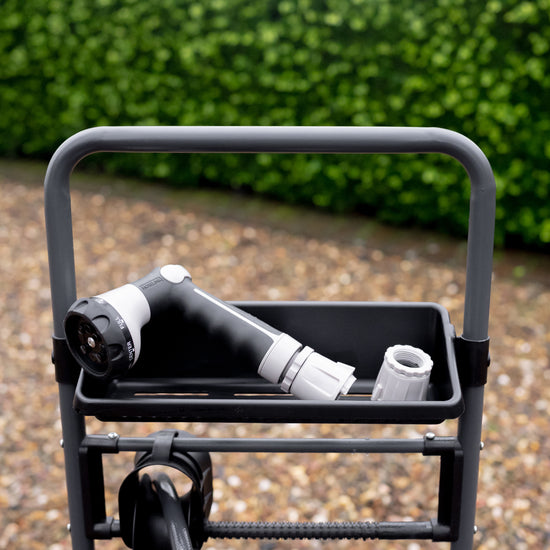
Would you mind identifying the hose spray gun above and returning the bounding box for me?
[64,265,357,400]
[64,265,433,401]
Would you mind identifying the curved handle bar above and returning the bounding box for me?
[44,126,495,341]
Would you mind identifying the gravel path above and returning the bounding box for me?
[0,160,549,549]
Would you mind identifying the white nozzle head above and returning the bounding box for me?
[371,345,433,401]
[286,352,356,401]
[99,284,151,365]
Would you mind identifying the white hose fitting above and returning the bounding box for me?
[284,350,356,401]
[371,345,433,401]
[259,337,356,400]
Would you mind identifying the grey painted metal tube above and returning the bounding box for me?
[96,435,428,454]
[58,382,94,550]
[453,385,486,550]
[45,126,495,341]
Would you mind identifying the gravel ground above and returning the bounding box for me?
[0,159,549,550]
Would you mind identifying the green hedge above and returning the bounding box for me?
[1,0,549,247]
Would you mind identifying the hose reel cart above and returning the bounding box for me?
[45,126,495,550]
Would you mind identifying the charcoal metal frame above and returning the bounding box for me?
[44,126,495,550]
[80,433,463,543]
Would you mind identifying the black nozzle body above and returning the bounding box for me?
[64,265,281,380]
[63,265,356,400]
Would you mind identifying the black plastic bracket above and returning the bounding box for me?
[79,441,108,538]
[78,434,121,538]
[92,516,117,540]
[423,436,464,542]
[52,336,81,384]
[453,335,490,388]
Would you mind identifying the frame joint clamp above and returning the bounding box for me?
[453,335,490,388]
[52,336,81,384]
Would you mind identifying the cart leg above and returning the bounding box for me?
[59,382,94,550]
[451,385,484,550]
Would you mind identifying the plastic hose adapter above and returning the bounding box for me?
[371,345,433,401]
[278,346,356,401]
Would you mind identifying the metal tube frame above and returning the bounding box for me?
[79,433,463,543]
[44,126,495,550]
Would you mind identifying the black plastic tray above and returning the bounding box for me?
[73,301,463,424]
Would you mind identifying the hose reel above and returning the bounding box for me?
[118,430,213,550]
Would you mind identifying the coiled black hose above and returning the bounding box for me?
[152,473,194,550]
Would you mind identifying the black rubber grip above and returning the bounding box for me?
[205,520,435,540]
[133,268,281,369]
[173,280,280,368]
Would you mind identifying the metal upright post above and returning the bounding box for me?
[448,130,495,550]
[45,143,93,549]
[453,386,485,548]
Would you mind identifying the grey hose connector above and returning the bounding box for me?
[371,345,433,401]
[259,342,356,401]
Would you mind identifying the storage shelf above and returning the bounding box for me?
[74,301,463,424]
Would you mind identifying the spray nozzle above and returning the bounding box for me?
[64,265,356,400]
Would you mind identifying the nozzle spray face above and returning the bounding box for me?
[64,283,151,379]
[64,297,135,379]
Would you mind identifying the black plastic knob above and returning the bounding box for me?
[64,297,135,379]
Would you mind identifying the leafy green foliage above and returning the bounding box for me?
[1,0,549,247]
